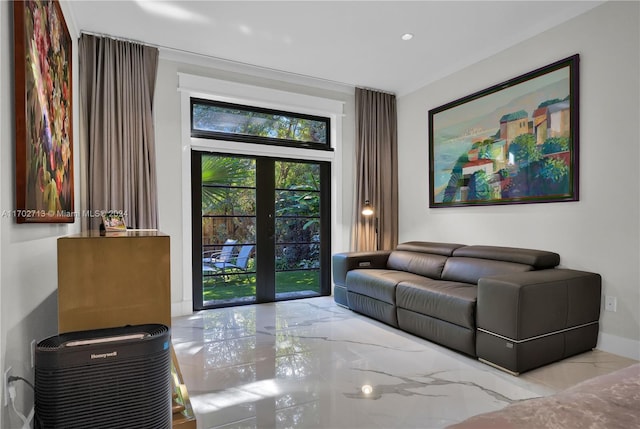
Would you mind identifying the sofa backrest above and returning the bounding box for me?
[387,242,465,279]
[441,257,533,284]
[452,245,560,270]
[395,241,465,256]
[388,242,561,284]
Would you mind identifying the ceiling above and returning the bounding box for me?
[66,1,603,96]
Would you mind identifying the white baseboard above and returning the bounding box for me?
[171,300,193,318]
[596,332,640,360]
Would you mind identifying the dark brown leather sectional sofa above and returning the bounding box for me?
[332,241,601,374]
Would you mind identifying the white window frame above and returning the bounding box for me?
[178,73,344,311]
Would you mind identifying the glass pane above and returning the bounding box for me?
[275,270,320,298]
[275,243,320,271]
[274,159,322,299]
[275,218,319,243]
[202,156,256,217]
[202,243,257,305]
[193,101,328,145]
[202,217,256,246]
[275,190,320,217]
[275,161,320,189]
[202,155,255,187]
[201,154,257,306]
[203,188,255,216]
[202,272,257,306]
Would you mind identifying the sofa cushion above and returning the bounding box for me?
[396,278,477,329]
[347,292,398,327]
[396,241,465,256]
[453,245,560,269]
[387,251,449,279]
[346,269,427,304]
[397,308,476,356]
[441,257,533,285]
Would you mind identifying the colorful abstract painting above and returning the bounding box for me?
[14,0,74,223]
[429,55,579,208]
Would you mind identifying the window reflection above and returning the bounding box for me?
[190,302,322,426]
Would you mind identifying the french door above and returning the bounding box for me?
[192,151,331,309]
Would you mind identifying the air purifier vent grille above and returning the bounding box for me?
[35,324,171,429]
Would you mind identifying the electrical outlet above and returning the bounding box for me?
[4,366,12,407]
[605,295,617,312]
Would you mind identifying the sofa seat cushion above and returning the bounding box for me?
[396,278,477,329]
[346,269,428,304]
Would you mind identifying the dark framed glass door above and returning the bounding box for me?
[192,151,330,309]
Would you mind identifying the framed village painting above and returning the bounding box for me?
[428,55,579,208]
[14,0,74,223]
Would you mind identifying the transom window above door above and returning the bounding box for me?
[191,98,331,150]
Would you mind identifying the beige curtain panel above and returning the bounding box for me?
[352,88,399,251]
[79,34,159,230]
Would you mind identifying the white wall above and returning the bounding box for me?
[0,1,81,427]
[153,53,355,315]
[397,1,640,359]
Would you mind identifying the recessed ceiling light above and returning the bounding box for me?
[401,33,414,41]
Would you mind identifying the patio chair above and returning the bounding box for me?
[210,244,254,274]
[202,239,237,272]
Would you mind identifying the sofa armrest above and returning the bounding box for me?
[332,251,391,287]
[477,269,601,341]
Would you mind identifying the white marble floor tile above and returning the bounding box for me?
[172,296,636,429]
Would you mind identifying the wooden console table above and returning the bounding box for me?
[57,230,171,332]
[57,230,196,428]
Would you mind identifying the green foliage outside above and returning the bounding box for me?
[201,156,255,210]
[203,270,320,301]
[275,161,321,270]
[201,156,256,246]
[193,104,327,144]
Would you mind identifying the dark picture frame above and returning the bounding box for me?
[14,0,74,223]
[429,55,579,208]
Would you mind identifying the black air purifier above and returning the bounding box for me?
[35,324,172,429]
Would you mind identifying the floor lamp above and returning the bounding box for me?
[361,200,379,251]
